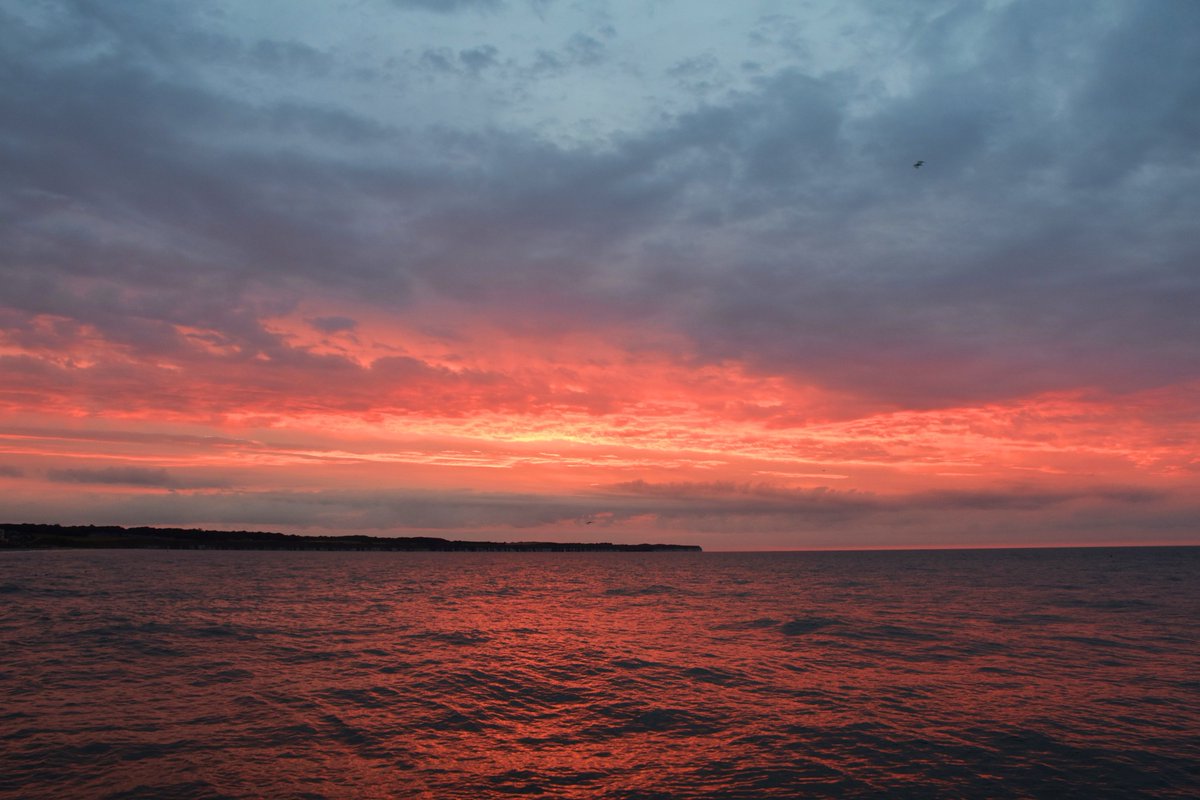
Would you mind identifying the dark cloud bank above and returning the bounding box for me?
[2,0,1197,410]
[45,466,229,489]
[2,480,1191,549]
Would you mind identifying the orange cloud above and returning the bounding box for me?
[2,303,1198,546]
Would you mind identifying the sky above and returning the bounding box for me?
[1,0,1198,550]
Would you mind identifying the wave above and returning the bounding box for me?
[780,616,841,635]
[4,548,1196,799]
[603,583,693,597]
[712,617,780,630]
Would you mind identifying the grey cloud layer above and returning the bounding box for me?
[45,466,229,489]
[2,1,1198,406]
[1,481,1189,548]
[45,467,177,487]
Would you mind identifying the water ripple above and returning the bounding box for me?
[1,548,1197,799]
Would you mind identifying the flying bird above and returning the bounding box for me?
[913,160,924,169]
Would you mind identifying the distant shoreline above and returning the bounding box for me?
[0,523,702,553]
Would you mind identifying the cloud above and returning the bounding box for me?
[307,316,358,334]
[564,33,605,66]
[56,487,602,532]
[248,39,332,77]
[4,0,1196,416]
[0,353,496,420]
[0,465,24,478]
[45,467,228,489]
[388,0,502,12]
[47,467,180,487]
[0,426,258,449]
[1,481,1191,549]
[586,479,1190,547]
[459,45,499,74]
[607,480,1165,515]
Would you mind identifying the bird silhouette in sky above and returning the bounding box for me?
[913,160,925,168]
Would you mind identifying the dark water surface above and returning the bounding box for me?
[2,548,1197,799]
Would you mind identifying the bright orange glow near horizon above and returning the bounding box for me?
[3,305,1198,550]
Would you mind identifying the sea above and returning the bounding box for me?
[1,547,1197,799]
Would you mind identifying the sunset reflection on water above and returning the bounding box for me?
[2,548,1198,798]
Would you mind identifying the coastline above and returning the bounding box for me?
[0,523,702,553]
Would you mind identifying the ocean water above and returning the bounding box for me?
[1,548,1197,799]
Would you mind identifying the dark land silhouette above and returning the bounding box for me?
[0,523,701,552]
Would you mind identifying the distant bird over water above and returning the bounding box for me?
[913,160,925,169]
